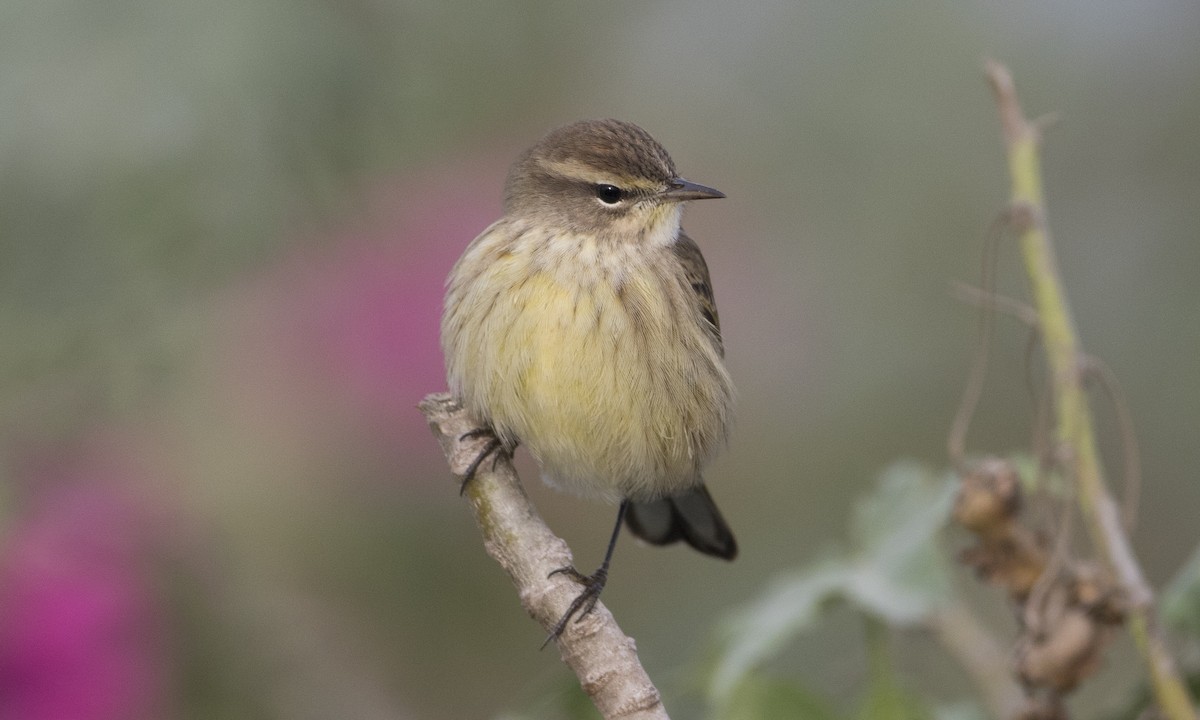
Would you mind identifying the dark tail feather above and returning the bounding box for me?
[624,484,737,560]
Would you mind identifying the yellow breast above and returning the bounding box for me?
[444,233,731,501]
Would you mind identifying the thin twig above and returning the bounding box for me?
[419,393,670,720]
[1080,354,1143,534]
[950,282,1039,328]
[948,211,1013,468]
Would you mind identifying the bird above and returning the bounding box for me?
[441,118,736,641]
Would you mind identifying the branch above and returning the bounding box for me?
[984,60,1197,720]
[418,393,669,720]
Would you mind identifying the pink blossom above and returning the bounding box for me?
[0,444,168,720]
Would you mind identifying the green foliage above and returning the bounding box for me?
[846,462,957,622]
[857,617,932,720]
[716,676,840,720]
[706,606,940,720]
[856,674,929,720]
[709,461,956,707]
[1162,542,1200,642]
[709,554,848,703]
[706,620,938,720]
[930,702,989,720]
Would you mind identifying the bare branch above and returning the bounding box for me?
[419,393,669,720]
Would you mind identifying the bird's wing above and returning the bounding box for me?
[672,231,723,357]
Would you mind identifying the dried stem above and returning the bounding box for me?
[947,211,1011,469]
[419,393,669,720]
[984,59,1196,720]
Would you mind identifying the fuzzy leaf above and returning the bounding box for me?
[710,555,849,701]
[709,462,957,702]
[845,462,957,623]
[1162,542,1200,639]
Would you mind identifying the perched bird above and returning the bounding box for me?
[441,118,736,640]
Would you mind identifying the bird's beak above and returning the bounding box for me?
[661,177,725,202]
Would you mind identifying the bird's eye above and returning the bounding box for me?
[595,184,624,204]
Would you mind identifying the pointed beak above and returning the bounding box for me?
[661,177,725,202]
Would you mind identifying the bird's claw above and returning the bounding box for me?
[458,428,504,495]
[541,565,609,648]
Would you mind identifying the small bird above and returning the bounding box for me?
[441,118,736,641]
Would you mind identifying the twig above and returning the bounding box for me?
[984,60,1197,720]
[950,281,1039,328]
[419,393,670,720]
[1079,354,1143,533]
[947,210,1012,469]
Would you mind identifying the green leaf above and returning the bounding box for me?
[708,462,957,704]
[709,554,850,702]
[857,617,931,720]
[850,462,953,556]
[1162,541,1200,640]
[857,669,929,720]
[931,701,989,720]
[845,462,957,623]
[717,675,842,720]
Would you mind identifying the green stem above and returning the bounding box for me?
[986,60,1196,720]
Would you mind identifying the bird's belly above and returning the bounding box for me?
[483,269,725,501]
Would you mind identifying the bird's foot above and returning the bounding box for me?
[458,428,505,495]
[541,565,609,648]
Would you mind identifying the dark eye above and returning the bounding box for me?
[595,184,624,204]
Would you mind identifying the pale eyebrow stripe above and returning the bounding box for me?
[539,158,661,192]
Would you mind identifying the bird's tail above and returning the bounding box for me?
[624,484,737,560]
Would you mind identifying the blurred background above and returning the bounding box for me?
[2,1,1199,718]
